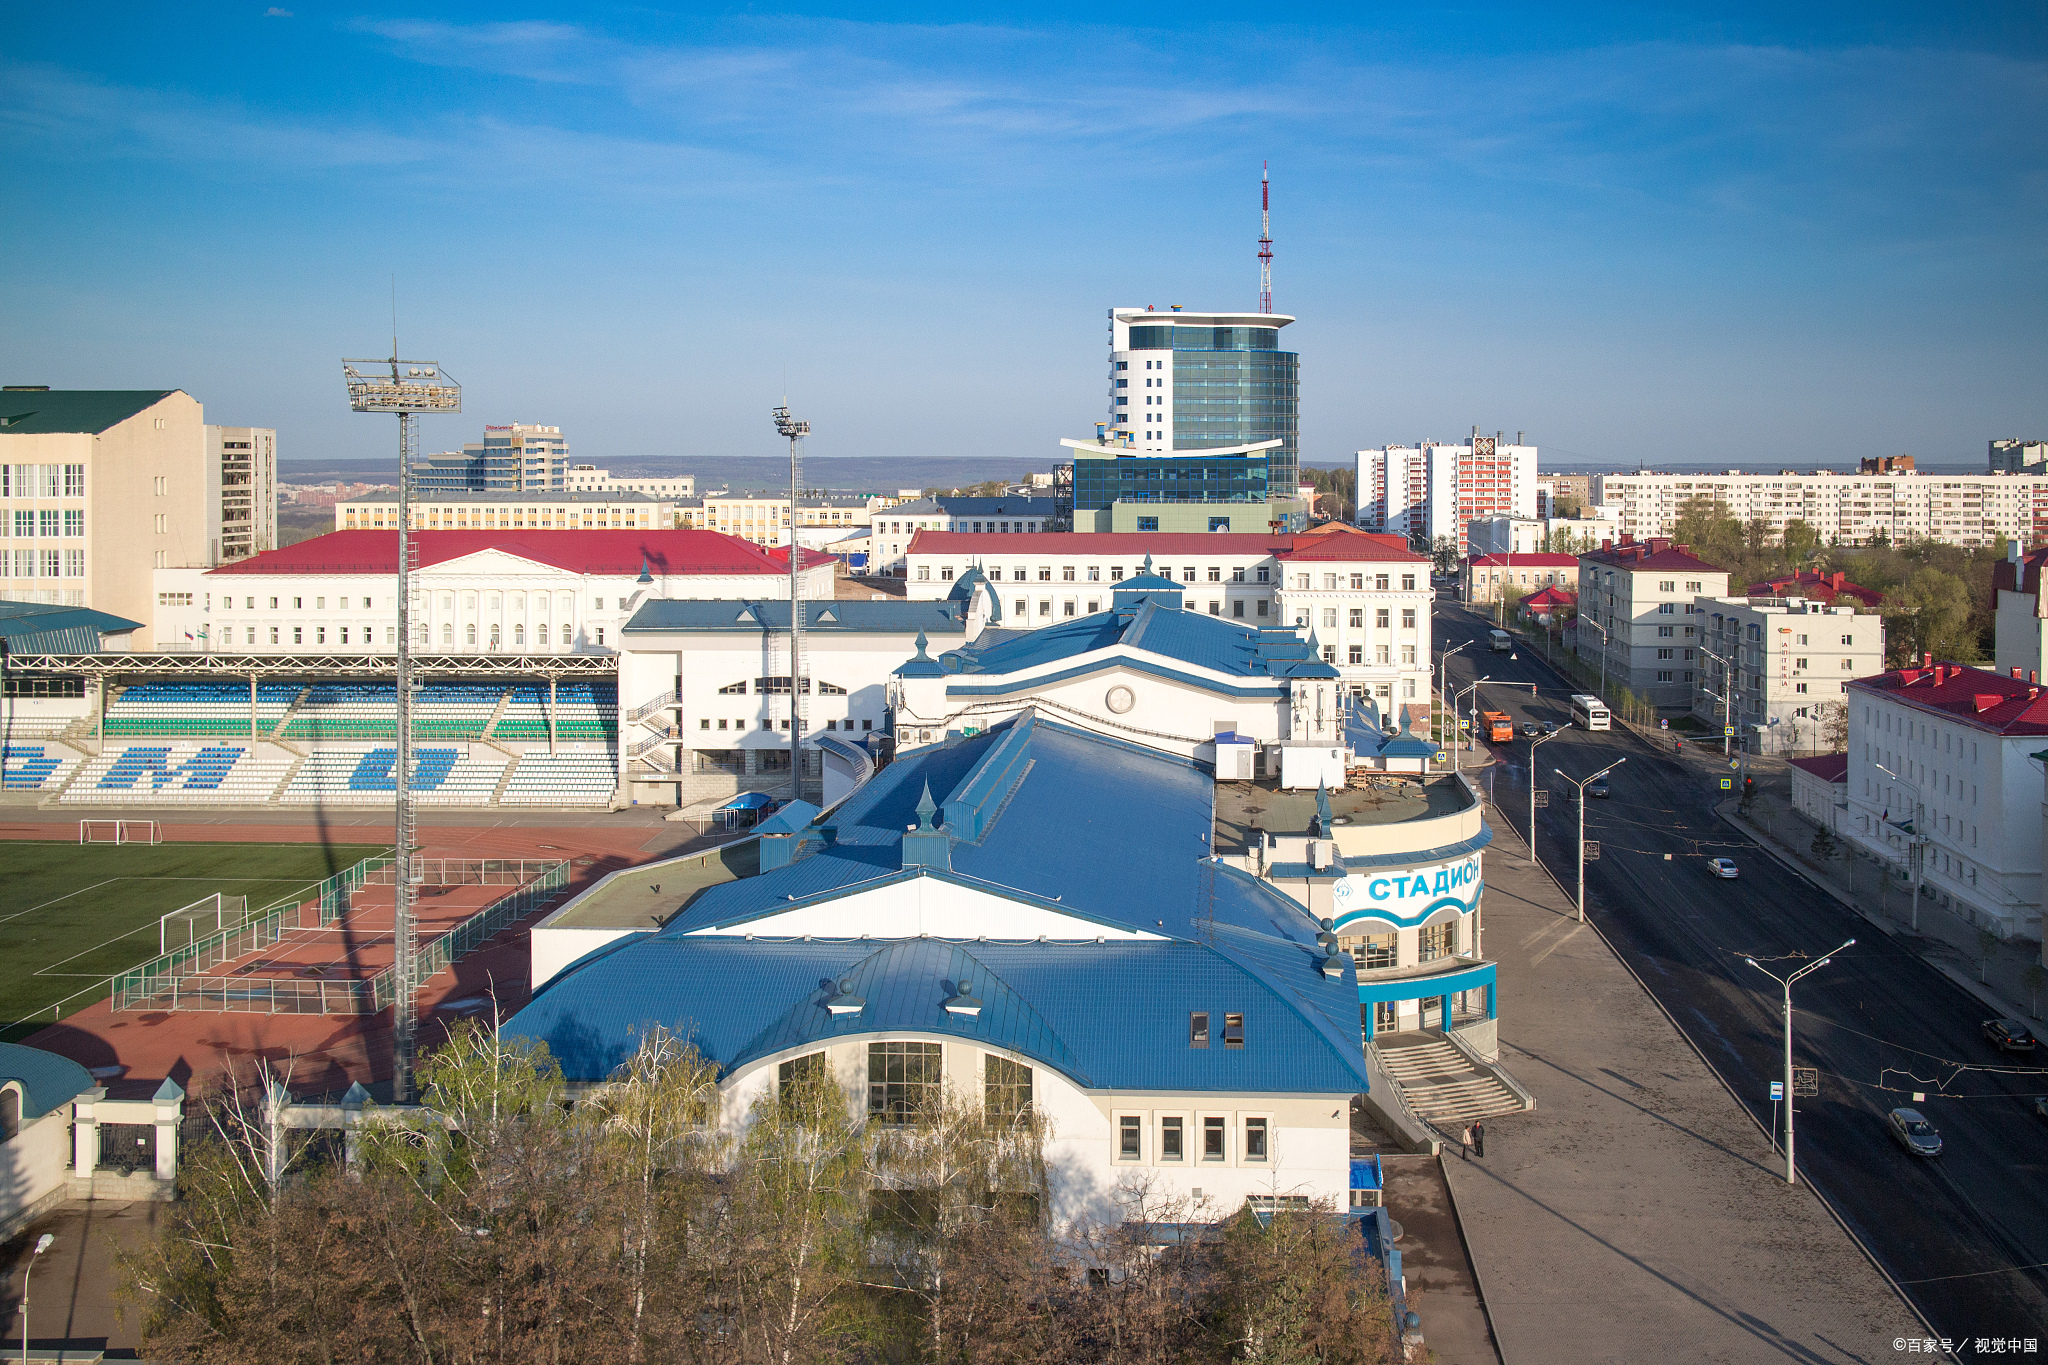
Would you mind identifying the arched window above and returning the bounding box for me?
[466,623,477,646]
[442,622,453,646]
[514,623,525,646]
[1,1085,19,1142]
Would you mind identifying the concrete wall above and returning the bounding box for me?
[0,1095,76,1239]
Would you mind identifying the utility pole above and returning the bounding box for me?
[1527,729,1560,860]
[1745,939,1854,1184]
[1452,677,1492,774]
[1438,641,1470,766]
[1558,758,1627,923]
[773,404,810,799]
[1700,647,1734,757]
[1875,762,1925,930]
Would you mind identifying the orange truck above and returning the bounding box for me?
[1481,710,1514,743]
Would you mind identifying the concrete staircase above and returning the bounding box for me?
[1375,1033,1528,1130]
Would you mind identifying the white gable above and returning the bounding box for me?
[422,547,579,578]
[683,874,1165,941]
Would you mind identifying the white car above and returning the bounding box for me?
[1707,858,1739,879]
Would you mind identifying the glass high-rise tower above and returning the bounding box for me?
[1107,308,1299,500]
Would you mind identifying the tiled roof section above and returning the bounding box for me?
[763,545,839,570]
[623,599,969,635]
[0,600,144,652]
[1746,570,1882,608]
[937,597,1336,680]
[1467,553,1579,568]
[1789,754,1848,783]
[1578,537,1728,574]
[205,529,800,577]
[0,389,179,435]
[1848,661,2048,735]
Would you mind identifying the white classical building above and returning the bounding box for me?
[901,529,1433,708]
[1842,660,2048,940]
[151,529,834,656]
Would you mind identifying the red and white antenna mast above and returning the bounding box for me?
[1258,161,1274,314]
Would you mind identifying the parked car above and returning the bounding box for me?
[1982,1018,2038,1053]
[1886,1107,1943,1157]
[1587,777,1610,798]
[1520,722,1542,738]
[1707,858,1739,879]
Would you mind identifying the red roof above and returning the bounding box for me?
[1789,754,1848,783]
[1521,585,1577,607]
[905,530,1425,562]
[1746,570,1882,608]
[764,544,838,571]
[1580,537,1728,574]
[205,529,799,578]
[1302,523,1412,551]
[1467,553,1579,568]
[1848,660,2048,735]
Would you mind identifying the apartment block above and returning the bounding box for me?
[1574,538,1731,710]
[1466,511,1617,556]
[415,423,570,492]
[335,489,673,531]
[1989,439,2048,474]
[1692,596,1885,753]
[0,387,268,627]
[563,464,697,498]
[1357,432,1537,552]
[1592,468,2048,549]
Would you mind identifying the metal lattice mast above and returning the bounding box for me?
[774,404,810,799]
[343,355,459,1103]
[1258,162,1273,315]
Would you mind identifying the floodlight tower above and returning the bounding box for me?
[773,403,809,798]
[342,354,459,1102]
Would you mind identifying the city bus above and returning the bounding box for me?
[1571,694,1611,731]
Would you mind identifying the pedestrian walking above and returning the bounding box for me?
[1459,1124,1473,1161]
[1472,1120,1486,1160]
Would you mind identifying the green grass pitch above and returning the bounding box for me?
[0,840,386,1040]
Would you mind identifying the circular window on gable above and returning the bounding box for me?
[1105,684,1136,714]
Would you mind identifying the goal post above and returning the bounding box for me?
[78,819,163,846]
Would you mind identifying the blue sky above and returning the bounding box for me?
[3,3,2044,470]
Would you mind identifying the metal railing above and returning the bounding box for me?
[1443,1027,1537,1112]
[624,689,678,723]
[626,732,670,758]
[1363,1040,1455,1150]
[368,859,569,1010]
[356,857,560,888]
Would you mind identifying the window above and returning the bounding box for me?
[292,627,302,644]
[1418,921,1454,962]
[1659,581,1675,591]
[867,1041,941,1123]
[1348,645,1363,664]
[1118,1115,1142,1160]
[917,565,930,581]
[1322,646,1336,662]
[1223,1013,1244,1049]
[1244,1117,1269,1162]
[1795,682,1808,693]
[1203,1116,1226,1160]
[1323,608,1337,628]
[1375,574,1389,591]
[1348,608,1363,627]
[1160,1115,1184,1161]
[778,1052,824,1100]
[1401,608,1416,629]
[985,1056,1032,1125]
[1402,646,1417,665]
[1376,608,1390,628]
[1087,566,1101,581]
[1657,648,1674,659]
[1349,932,1395,968]
[1189,1011,1210,1048]
[1842,634,1854,646]
[1037,566,1052,581]
[1257,567,1270,583]
[1657,625,1674,637]
[1658,603,1675,614]
[1686,581,1702,591]
[1657,670,1675,682]
[1401,574,1415,590]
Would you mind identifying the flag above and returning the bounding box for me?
[183,631,193,641]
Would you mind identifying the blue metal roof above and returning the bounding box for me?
[623,598,966,635]
[0,600,144,653]
[511,714,1372,1096]
[935,597,1337,682]
[0,1041,94,1119]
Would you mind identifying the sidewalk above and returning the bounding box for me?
[1727,770,2048,1026]
[1379,1155,1501,1365]
[1445,802,1923,1363]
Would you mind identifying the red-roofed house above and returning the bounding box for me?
[1516,584,1577,626]
[1844,658,2048,938]
[152,529,838,655]
[1575,537,1732,710]
[1460,553,1578,606]
[901,530,1433,705]
[1746,569,1883,610]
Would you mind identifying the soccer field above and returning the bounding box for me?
[0,840,386,1040]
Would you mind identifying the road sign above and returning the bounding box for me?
[1792,1068,1820,1098]
[1659,718,1669,729]
[1729,759,1740,769]
[1770,1081,1784,1102]
[1583,841,1600,861]
[1719,778,1732,790]
[1724,726,1736,736]
[1534,790,1550,807]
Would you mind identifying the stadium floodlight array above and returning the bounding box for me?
[342,353,461,1103]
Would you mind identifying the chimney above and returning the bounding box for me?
[1621,533,1634,545]
[1922,652,1932,668]
[1601,538,1613,551]
[1832,571,1844,589]
[2014,667,2023,679]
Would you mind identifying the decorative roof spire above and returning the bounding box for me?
[636,554,653,585]
[915,781,938,830]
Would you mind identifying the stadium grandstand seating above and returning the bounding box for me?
[103,680,301,737]
[413,683,506,738]
[493,681,617,741]
[65,742,293,804]
[2,743,79,791]
[280,745,509,805]
[283,682,398,739]
[499,749,618,806]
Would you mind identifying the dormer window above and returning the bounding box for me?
[1223,1013,1245,1049]
[1189,1011,1210,1049]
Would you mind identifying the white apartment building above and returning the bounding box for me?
[1358,432,1538,552]
[1692,596,1885,754]
[1993,543,2048,680]
[0,387,275,626]
[696,493,873,549]
[562,464,697,498]
[902,530,1433,708]
[1466,511,1617,556]
[1989,439,2048,474]
[1592,469,2048,549]
[335,489,673,531]
[867,498,1055,573]
[1575,538,1732,710]
[151,528,835,656]
[1842,660,2048,940]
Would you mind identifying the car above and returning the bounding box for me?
[2036,1096,2048,1122]
[1707,858,1739,878]
[1520,722,1542,738]
[1540,720,1561,736]
[1982,1018,2038,1053]
[1886,1107,1943,1157]
[1587,777,1610,798]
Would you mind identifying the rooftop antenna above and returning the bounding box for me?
[341,344,459,1103]
[773,401,810,800]
[1258,162,1273,315]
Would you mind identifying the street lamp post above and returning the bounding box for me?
[1557,759,1627,923]
[1700,647,1734,756]
[1438,641,1471,765]
[1744,939,1855,1184]
[1452,677,1492,773]
[1527,729,1560,860]
[1874,762,1926,930]
[20,1232,52,1364]
[1578,614,1609,701]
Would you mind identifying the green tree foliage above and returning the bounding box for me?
[1882,566,1975,664]
[1302,467,1356,524]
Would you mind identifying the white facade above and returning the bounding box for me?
[1842,666,2045,939]
[1591,469,2048,549]
[1692,597,1885,754]
[1467,511,1616,557]
[1106,307,1294,452]
[1574,543,1732,710]
[563,464,697,497]
[335,490,673,531]
[1358,436,1538,552]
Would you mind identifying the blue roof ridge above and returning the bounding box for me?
[940,711,1038,841]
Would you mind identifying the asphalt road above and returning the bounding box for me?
[1435,601,2048,1342]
